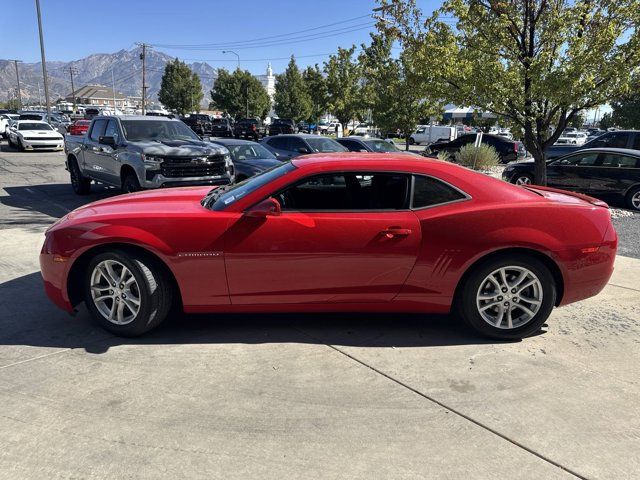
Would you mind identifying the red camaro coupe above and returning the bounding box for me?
[40,154,617,339]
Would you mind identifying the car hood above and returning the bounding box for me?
[234,157,280,168]
[57,187,216,228]
[129,139,228,156]
[19,130,62,137]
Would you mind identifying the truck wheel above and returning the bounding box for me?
[69,157,91,195]
[122,173,141,194]
[408,137,415,145]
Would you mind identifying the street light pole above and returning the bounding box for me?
[9,60,22,110]
[35,0,51,119]
[222,50,240,70]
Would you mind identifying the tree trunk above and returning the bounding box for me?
[532,149,547,186]
[405,130,410,151]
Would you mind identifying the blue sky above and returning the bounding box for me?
[2,0,437,74]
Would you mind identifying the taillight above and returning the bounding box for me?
[251,125,256,131]
[514,143,518,153]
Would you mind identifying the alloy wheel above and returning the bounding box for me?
[90,259,141,325]
[515,175,532,185]
[476,266,543,329]
[632,191,640,210]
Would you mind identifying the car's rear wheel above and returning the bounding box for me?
[84,250,173,336]
[18,138,25,151]
[625,186,640,211]
[513,173,533,185]
[456,254,556,339]
[69,157,91,195]
[122,173,141,193]
[408,137,415,145]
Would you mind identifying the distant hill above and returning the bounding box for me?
[0,47,218,107]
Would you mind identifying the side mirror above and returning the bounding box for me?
[244,197,281,218]
[99,135,116,147]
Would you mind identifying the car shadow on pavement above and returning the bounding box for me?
[2,184,117,221]
[0,272,523,358]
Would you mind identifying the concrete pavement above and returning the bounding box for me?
[0,144,639,479]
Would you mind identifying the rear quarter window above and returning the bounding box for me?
[412,175,468,208]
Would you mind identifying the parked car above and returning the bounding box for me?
[426,133,525,164]
[181,114,212,136]
[269,118,296,135]
[261,134,347,160]
[7,120,64,151]
[64,115,233,194]
[556,132,588,145]
[233,118,267,141]
[545,130,640,160]
[353,123,375,136]
[68,119,91,136]
[18,112,69,134]
[317,121,330,134]
[409,125,457,145]
[41,153,617,340]
[337,136,402,153]
[211,117,234,137]
[209,138,280,182]
[0,113,19,138]
[324,122,340,135]
[502,148,640,211]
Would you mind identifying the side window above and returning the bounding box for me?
[267,137,289,150]
[559,153,599,166]
[458,135,475,146]
[103,119,120,144]
[89,119,107,142]
[339,140,362,152]
[601,154,639,168]
[590,132,629,148]
[278,172,410,211]
[412,175,467,208]
[632,134,640,150]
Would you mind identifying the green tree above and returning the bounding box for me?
[379,0,640,184]
[158,58,203,115]
[610,92,640,129]
[599,112,614,130]
[274,56,312,121]
[210,68,271,120]
[302,64,328,124]
[324,46,364,131]
[360,33,442,150]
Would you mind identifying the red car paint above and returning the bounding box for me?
[40,153,617,316]
[68,120,91,136]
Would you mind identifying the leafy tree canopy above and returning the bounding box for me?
[324,46,365,129]
[302,64,328,123]
[210,68,271,120]
[158,58,203,115]
[274,56,312,122]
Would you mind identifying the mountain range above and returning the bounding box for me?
[0,47,220,106]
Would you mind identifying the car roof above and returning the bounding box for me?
[93,115,178,121]
[211,138,259,146]
[566,148,640,156]
[266,133,327,138]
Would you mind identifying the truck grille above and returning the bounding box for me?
[160,154,226,178]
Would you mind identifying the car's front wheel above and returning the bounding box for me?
[625,186,640,211]
[122,173,141,193]
[456,254,556,339]
[512,173,533,185]
[84,250,173,336]
[69,157,91,195]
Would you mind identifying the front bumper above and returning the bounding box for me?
[22,138,64,150]
[141,172,232,189]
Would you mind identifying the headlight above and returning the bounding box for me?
[142,154,162,170]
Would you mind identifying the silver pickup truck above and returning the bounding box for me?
[64,115,234,194]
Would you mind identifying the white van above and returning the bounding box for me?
[409,125,456,145]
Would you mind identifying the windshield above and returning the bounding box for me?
[121,120,201,142]
[364,139,399,152]
[305,137,347,153]
[19,122,53,131]
[226,143,276,161]
[203,161,296,211]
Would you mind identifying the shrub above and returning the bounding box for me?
[454,143,499,170]
[436,150,451,162]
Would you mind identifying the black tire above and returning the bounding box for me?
[121,172,141,194]
[69,157,91,195]
[408,137,415,145]
[511,173,534,186]
[18,138,25,151]
[455,253,556,340]
[7,136,13,148]
[84,250,173,337]
[625,185,640,211]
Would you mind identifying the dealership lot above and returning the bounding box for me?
[0,143,639,479]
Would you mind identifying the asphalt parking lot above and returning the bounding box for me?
[0,141,639,479]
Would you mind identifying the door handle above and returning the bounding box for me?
[381,227,412,238]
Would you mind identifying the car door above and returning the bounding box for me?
[547,151,601,192]
[223,172,421,304]
[589,152,640,197]
[83,119,109,181]
[93,119,122,185]
[264,136,290,159]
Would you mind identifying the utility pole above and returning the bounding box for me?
[68,66,77,113]
[246,84,249,118]
[111,66,117,112]
[9,60,22,110]
[137,43,149,114]
[35,0,51,119]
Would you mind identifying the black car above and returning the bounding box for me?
[427,133,525,164]
[209,138,280,182]
[181,114,212,136]
[269,118,296,135]
[502,148,640,210]
[337,136,402,153]
[545,130,640,160]
[261,134,347,160]
[233,118,267,141]
[211,118,234,137]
